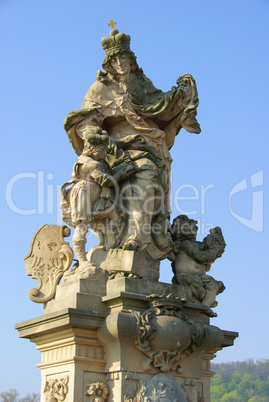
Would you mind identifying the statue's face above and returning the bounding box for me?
[110,53,131,76]
[180,220,198,239]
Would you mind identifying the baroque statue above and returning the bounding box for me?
[61,132,126,267]
[19,22,238,402]
[62,25,201,263]
[169,215,226,316]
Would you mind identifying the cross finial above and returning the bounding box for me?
[108,19,117,30]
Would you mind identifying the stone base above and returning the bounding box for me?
[16,272,238,401]
[16,309,106,401]
[87,247,160,280]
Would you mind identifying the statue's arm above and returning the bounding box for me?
[76,80,113,139]
[76,110,105,140]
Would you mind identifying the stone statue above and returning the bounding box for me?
[62,27,201,261]
[169,215,226,316]
[18,24,238,402]
[60,131,128,266]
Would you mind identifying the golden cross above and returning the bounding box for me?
[108,19,117,30]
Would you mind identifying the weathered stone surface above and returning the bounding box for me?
[88,246,160,280]
[60,25,201,263]
[24,225,73,303]
[43,272,108,314]
[16,297,238,401]
[143,373,188,401]
[170,215,226,317]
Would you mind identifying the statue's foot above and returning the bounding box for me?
[62,261,97,282]
[122,240,138,251]
[79,261,97,272]
[63,262,79,277]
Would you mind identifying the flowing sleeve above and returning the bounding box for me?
[128,73,201,150]
[63,81,113,155]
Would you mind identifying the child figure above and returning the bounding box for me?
[61,131,124,266]
[169,215,226,317]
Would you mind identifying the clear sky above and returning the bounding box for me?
[1,0,268,397]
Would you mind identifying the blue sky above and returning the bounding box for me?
[1,0,268,397]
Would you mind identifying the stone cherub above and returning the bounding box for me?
[63,26,201,260]
[60,130,135,267]
[169,215,226,316]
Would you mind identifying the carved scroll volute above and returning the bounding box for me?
[24,225,74,303]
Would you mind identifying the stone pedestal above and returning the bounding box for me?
[16,309,107,401]
[87,246,160,281]
[16,253,238,401]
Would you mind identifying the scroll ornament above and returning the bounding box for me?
[24,225,74,303]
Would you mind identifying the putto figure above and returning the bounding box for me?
[61,131,125,265]
[170,215,226,316]
[63,27,201,260]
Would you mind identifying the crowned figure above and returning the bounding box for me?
[63,26,201,260]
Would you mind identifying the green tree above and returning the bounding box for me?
[211,374,223,386]
[211,359,269,400]
[227,371,242,392]
[220,389,241,401]
[238,373,255,400]
[254,379,269,398]
[211,383,228,400]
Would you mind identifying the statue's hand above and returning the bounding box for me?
[176,76,190,94]
[108,137,118,156]
[84,127,108,137]
[102,176,115,187]
[172,240,181,254]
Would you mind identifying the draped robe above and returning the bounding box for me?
[63,71,201,259]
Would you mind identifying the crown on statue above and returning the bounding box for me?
[101,29,131,58]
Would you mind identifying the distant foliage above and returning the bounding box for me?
[211,359,269,401]
[0,389,39,402]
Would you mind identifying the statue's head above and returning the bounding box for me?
[169,215,198,241]
[101,29,141,75]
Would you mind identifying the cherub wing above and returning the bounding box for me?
[202,227,226,259]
